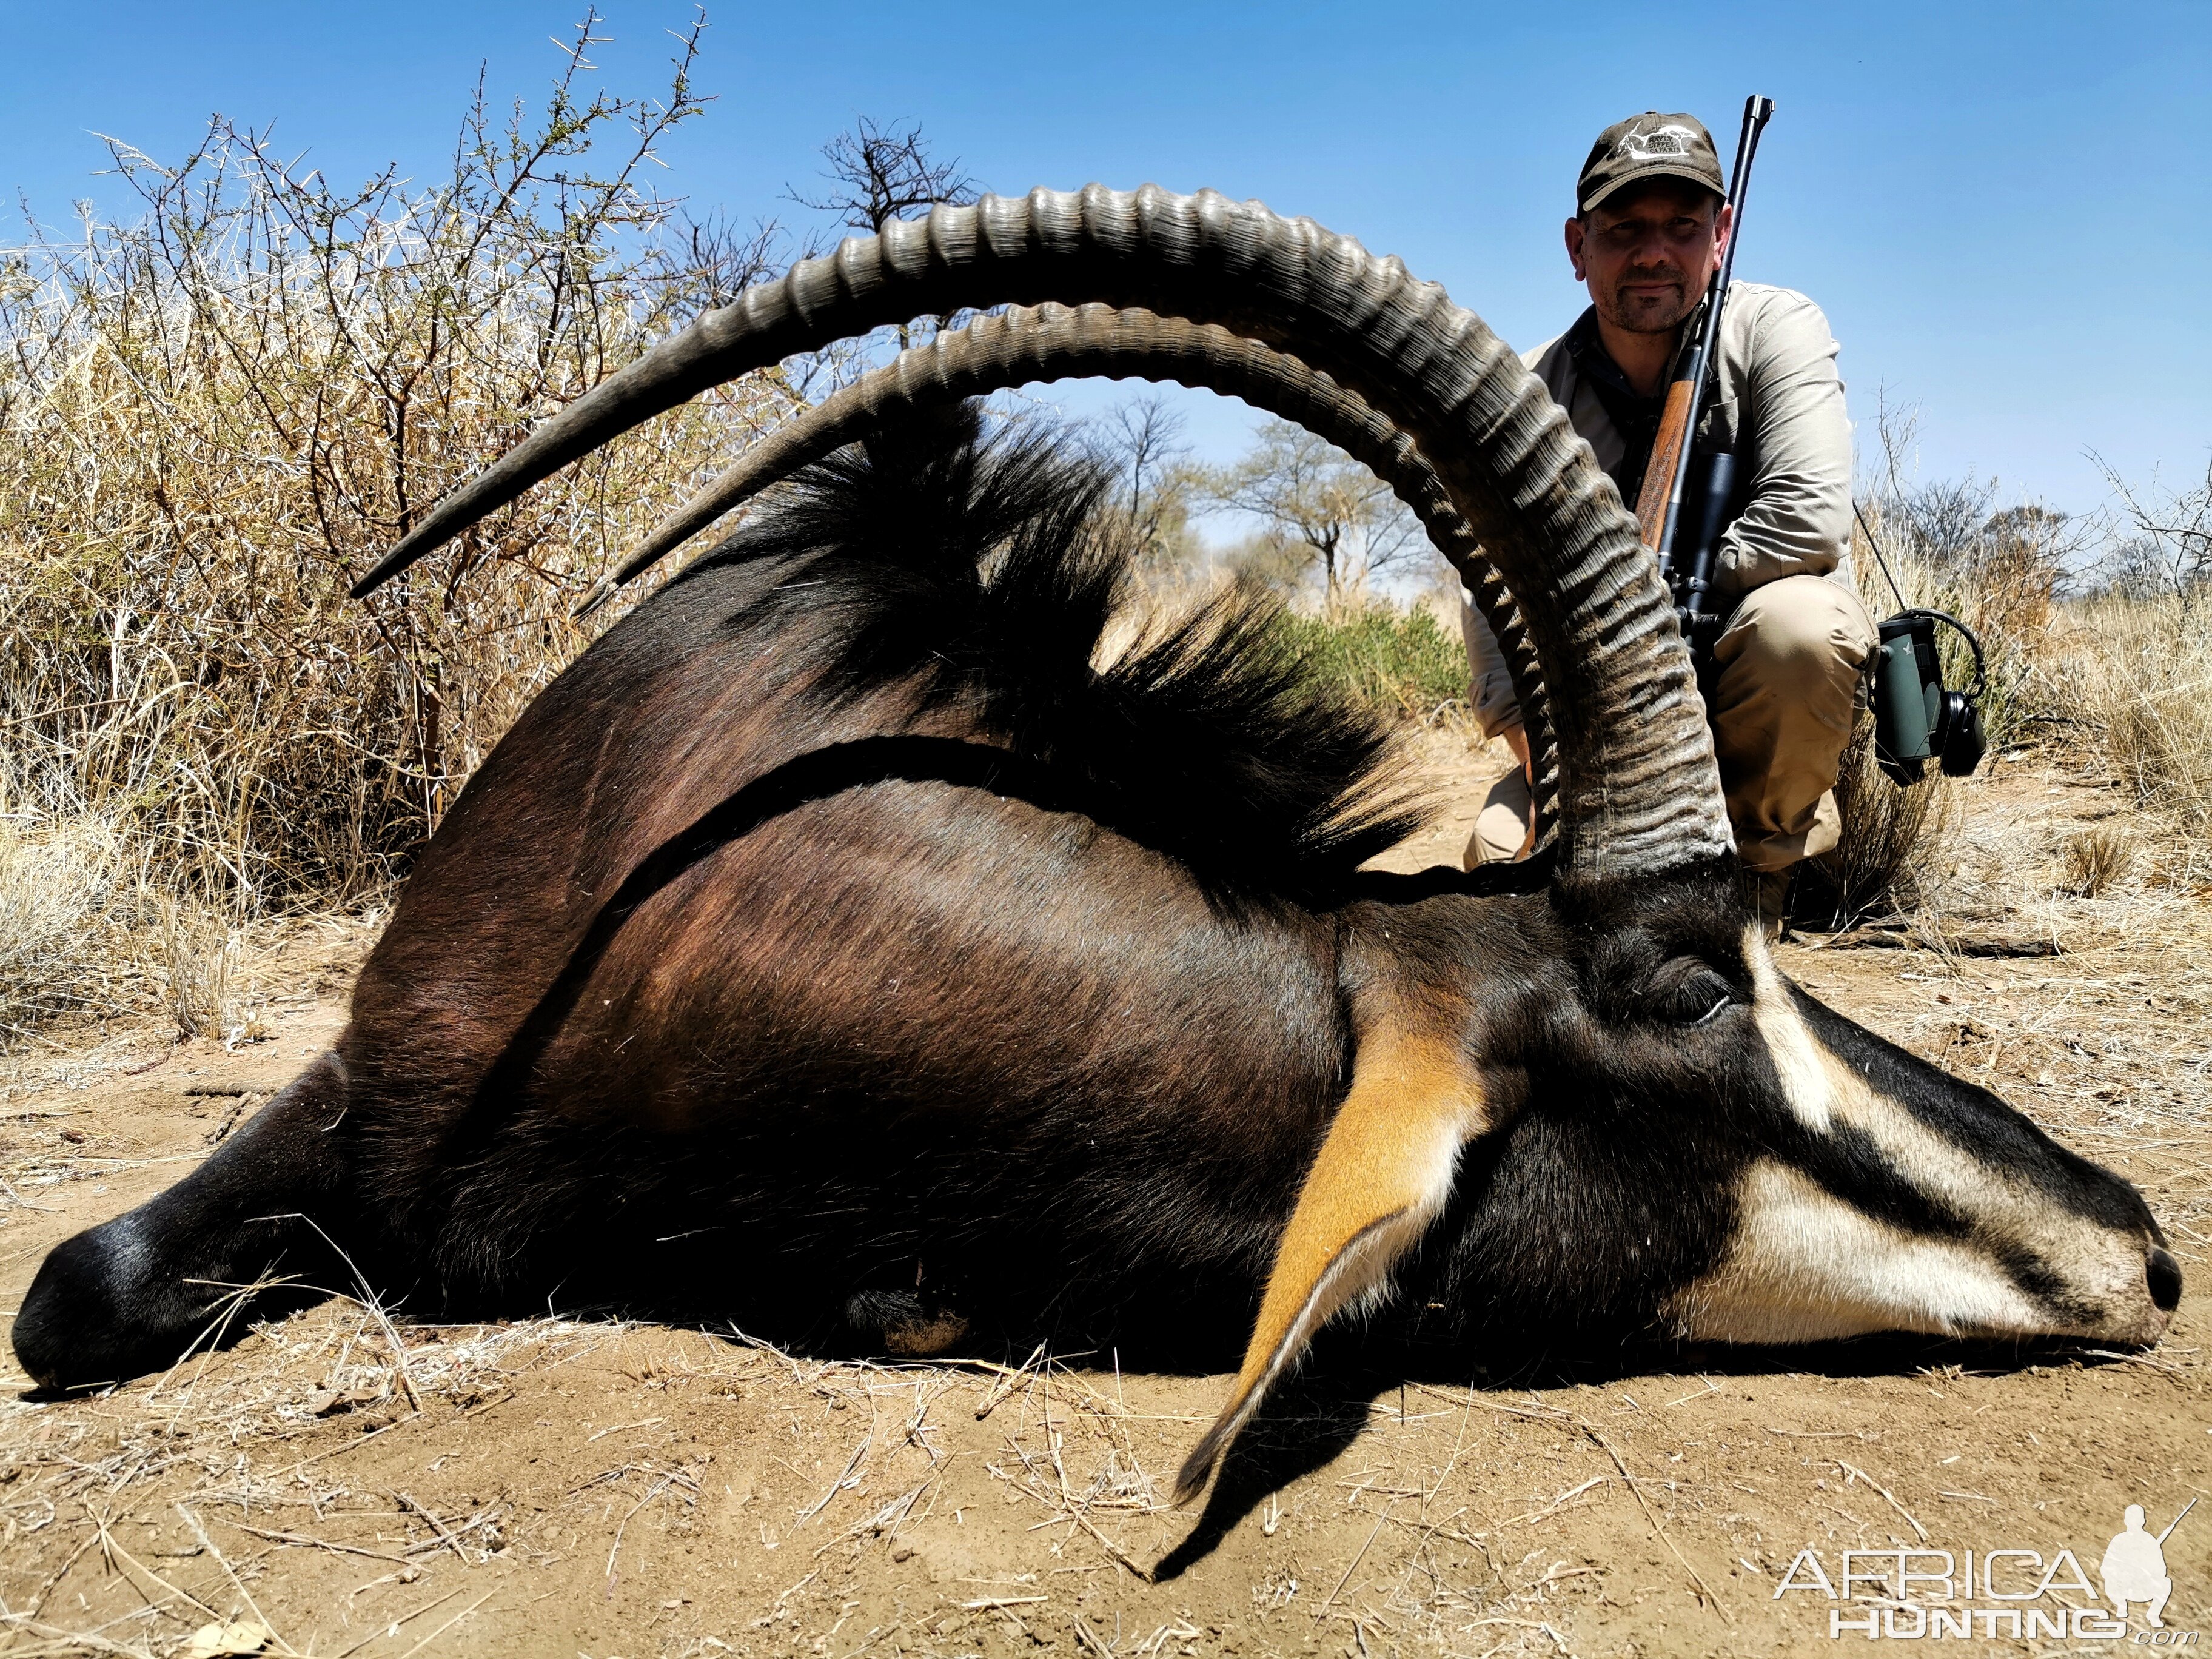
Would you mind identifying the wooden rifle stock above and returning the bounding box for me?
[1635,369,1698,552]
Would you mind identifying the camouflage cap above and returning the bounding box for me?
[1576,112,1724,215]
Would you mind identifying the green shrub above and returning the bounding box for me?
[1275,605,1468,723]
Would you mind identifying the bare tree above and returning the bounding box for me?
[2093,451,2212,608]
[664,205,783,317]
[1201,420,1423,611]
[1088,392,1198,572]
[1865,404,1999,572]
[789,118,977,357]
[1860,402,2077,626]
[791,116,977,235]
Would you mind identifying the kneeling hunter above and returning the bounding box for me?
[1463,110,1873,935]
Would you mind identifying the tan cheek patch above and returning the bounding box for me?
[1173,1025,1489,1506]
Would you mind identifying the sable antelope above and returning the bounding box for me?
[15,189,2179,1508]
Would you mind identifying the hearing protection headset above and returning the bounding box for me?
[1857,505,1988,788]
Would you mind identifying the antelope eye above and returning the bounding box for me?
[1661,967,1738,1027]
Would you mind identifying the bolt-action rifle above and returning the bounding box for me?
[1632,94,1775,655]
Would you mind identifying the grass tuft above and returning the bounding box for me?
[2059,827,2133,899]
[0,815,126,1037]
[2048,595,2212,842]
[1275,602,1470,725]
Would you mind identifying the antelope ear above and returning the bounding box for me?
[1173,1021,1493,1506]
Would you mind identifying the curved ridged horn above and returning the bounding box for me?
[351,186,1729,877]
[578,301,1558,845]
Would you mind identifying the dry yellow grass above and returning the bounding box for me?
[0,26,795,1017]
[2047,595,2212,858]
[0,817,127,1039]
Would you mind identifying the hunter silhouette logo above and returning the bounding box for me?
[1615,122,1701,162]
[1772,1498,2197,1641]
[2106,1502,2190,1629]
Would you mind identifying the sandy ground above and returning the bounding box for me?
[1,731,2205,1658]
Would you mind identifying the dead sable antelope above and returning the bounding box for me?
[15,188,2179,1504]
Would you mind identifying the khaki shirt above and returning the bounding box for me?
[1464,281,1853,736]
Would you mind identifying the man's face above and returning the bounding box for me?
[1565,182,1732,337]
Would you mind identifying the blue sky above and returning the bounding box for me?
[5,1,2206,518]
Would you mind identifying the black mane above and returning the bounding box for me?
[672,401,1435,896]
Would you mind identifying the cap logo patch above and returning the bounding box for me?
[1617,123,1701,161]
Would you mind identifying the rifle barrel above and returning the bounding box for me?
[2156,1496,2196,1545]
[1651,93,1775,572]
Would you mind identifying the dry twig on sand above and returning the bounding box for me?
[1836,1461,1929,1542]
[1581,1426,1731,1622]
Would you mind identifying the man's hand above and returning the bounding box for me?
[1502,722,1532,785]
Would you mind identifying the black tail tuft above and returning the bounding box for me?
[675,402,1433,896]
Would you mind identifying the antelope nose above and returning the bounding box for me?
[2147,1247,2183,1315]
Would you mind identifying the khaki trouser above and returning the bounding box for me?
[1464,575,1877,872]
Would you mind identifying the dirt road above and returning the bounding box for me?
[2,734,2204,1657]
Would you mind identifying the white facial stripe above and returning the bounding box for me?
[1754,939,1995,1213]
[1733,931,2162,1346]
[1672,1161,2045,1343]
[1753,926,2072,1230]
[1747,925,1834,1132]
